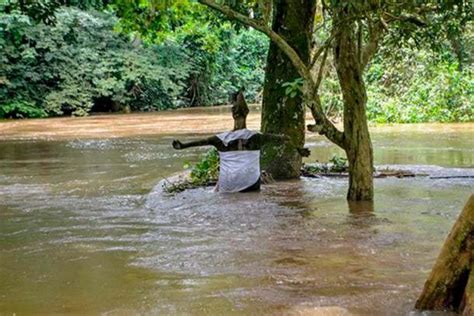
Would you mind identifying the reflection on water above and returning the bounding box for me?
[0,109,473,315]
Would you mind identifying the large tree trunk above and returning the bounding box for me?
[333,7,374,201]
[261,0,316,179]
[416,194,474,315]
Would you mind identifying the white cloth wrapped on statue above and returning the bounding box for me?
[216,129,260,193]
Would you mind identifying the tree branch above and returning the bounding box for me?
[383,11,428,27]
[310,35,333,70]
[360,7,428,71]
[361,19,384,70]
[314,46,329,91]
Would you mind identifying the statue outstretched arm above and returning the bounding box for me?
[172,137,216,150]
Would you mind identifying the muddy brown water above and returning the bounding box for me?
[0,107,473,315]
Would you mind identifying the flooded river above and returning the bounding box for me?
[0,107,473,315]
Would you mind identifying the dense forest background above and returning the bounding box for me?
[1,1,472,122]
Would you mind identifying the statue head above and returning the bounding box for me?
[231,87,248,130]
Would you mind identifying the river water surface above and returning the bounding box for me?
[0,107,473,315]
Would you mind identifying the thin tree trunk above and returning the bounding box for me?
[416,194,474,315]
[261,0,316,179]
[345,121,374,201]
[333,5,374,201]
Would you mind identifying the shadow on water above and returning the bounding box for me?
[0,110,473,315]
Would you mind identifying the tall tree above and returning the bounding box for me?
[260,0,316,179]
[329,2,374,200]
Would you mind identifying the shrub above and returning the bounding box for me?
[189,148,220,185]
[0,100,46,118]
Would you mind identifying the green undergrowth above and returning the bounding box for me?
[189,148,220,185]
[319,50,473,123]
[163,148,219,193]
[0,100,47,119]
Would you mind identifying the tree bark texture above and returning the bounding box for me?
[333,4,374,201]
[261,0,316,179]
[415,194,474,315]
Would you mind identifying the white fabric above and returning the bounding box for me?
[215,129,260,193]
[217,150,260,193]
[216,129,257,146]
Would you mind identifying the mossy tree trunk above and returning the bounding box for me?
[333,6,374,201]
[261,0,316,179]
[416,194,474,315]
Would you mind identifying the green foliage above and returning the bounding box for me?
[189,148,219,185]
[1,0,110,22]
[282,78,304,99]
[112,0,269,106]
[1,1,268,118]
[1,0,471,124]
[365,49,473,123]
[163,148,220,193]
[0,6,190,118]
[302,164,323,174]
[381,0,473,60]
[319,75,344,118]
[1,0,59,24]
[0,100,46,118]
[209,28,268,103]
[316,45,473,123]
